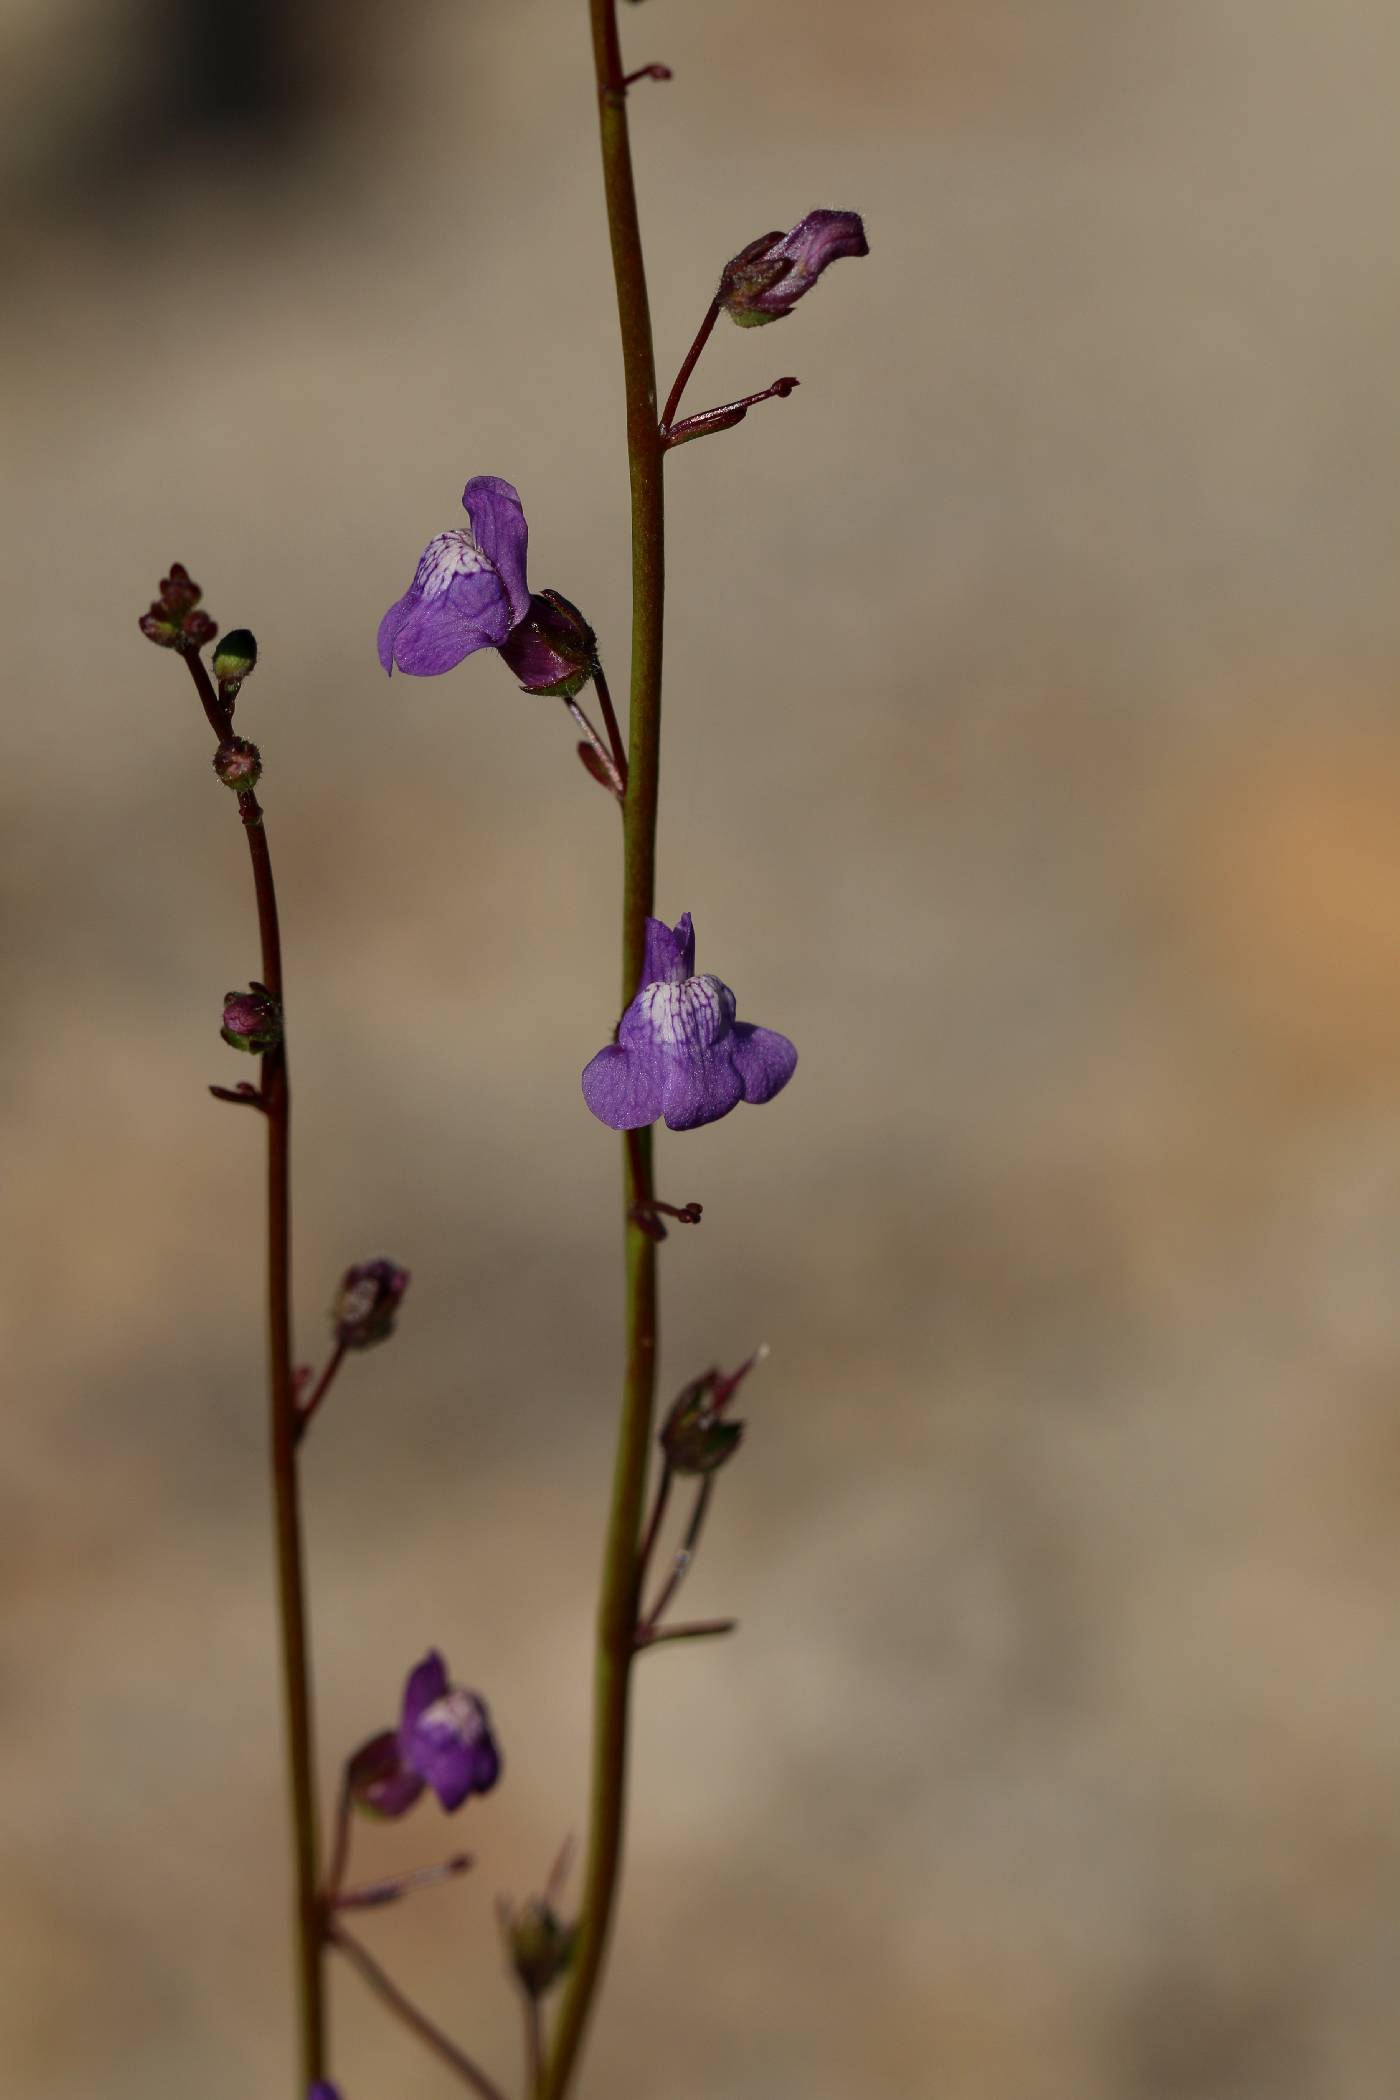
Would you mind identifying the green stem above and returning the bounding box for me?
[536,4,665,2094]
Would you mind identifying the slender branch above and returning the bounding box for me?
[296,1339,346,1441]
[621,61,672,90]
[325,1773,353,1904]
[334,1854,473,1910]
[330,1923,510,2100]
[639,1473,714,1633]
[635,1616,737,1651]
[181,651,324,2086]
[663,375,799,450]
[524,1991,544,2098]
[565,697,625,801]
[659,301,719,435]
[591,662,628,789]
[636,1460,673,1581]
[536,3,666,2093]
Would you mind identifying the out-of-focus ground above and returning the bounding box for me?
[5,1,1400,2094]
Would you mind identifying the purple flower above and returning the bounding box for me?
[378,477,531,677]
[581,914,797,1133]
[346,1651,501,1819]
[400,1652,501,1810]
[309,2087,341,2100]
[719,209,868,328]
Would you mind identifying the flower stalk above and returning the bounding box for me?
[179,644,325,2088]
[535,2,667,2092]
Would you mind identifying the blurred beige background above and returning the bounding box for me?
[6,1,1400,2095]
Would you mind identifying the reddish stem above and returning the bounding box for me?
[659,301,720,434]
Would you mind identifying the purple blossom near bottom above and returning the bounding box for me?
[309,2086,341,2100]
[581,914,797,1133]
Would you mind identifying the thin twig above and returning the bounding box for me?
[659,301,720,434]
[330,1923,510,2100]
[182,648,325,2086]
[639,1473,714,1633]
[663,376,799,449]
[636,1461,673,1582]
[524,1991,544,2098]
[635,1616,737,1651]
[591,662,628,789]
[296,1340,346,1442]
[565,697,625,800]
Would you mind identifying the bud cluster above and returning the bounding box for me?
[138,562,218,652]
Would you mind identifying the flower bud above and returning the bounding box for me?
[220,984,281,1053]
[346,1730,424,1819]
[139,564,219,651]
[212,737,262,791]
[333,1258,410,1349]
[506,1897,576,1997]
[213,628,258,688]
[719,209,868,327]
[497,590,597,699]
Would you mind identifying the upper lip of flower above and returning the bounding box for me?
[378,476,532,678]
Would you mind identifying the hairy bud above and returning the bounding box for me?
[220,984,280,1053]
[212,737,262,791]
[213,629,258,689]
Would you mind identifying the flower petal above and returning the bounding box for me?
[640,913,695,989]
[390,568,514,674]
[400,1651,449,1735]
[774,208,870,283]
[660,1049,744,1132]
[377,589,416,675]
[729,1023,798,1105]
[581,1042,667,1130]
[463,476,531,629]
[407,1688,501,1811]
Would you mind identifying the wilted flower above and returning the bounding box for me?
[378,477,532,677]
[581,914,796,1132]
[504,1895,576,1997]
[719,209,868,327]
[332,1258,410,1349]
[347,1651,501,1820]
